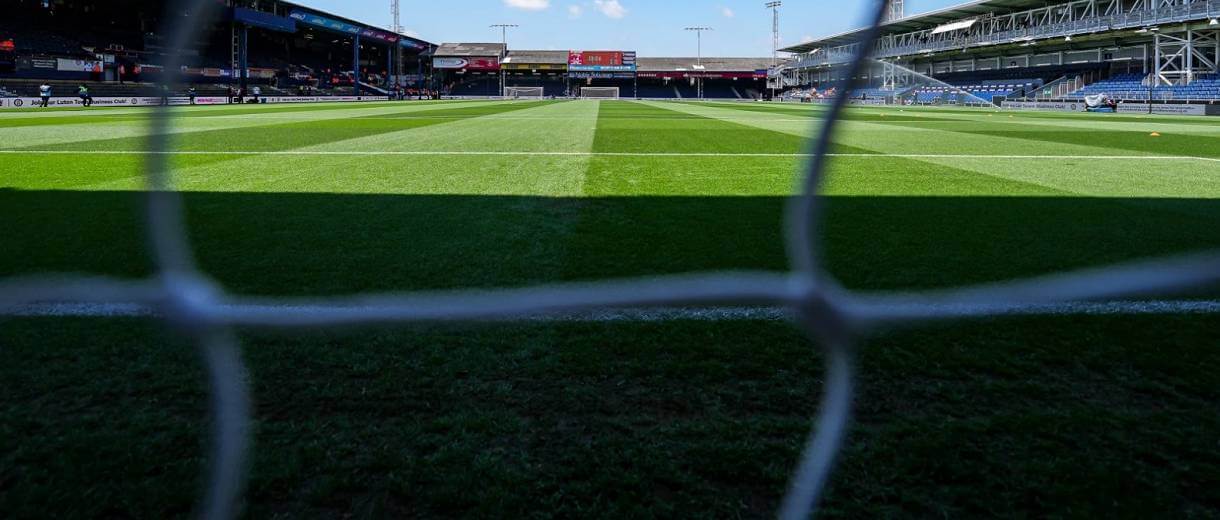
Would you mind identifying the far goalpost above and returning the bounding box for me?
[504,87,545,99]
[581,87,620,99]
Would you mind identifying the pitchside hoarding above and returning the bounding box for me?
[0,96,390,109]
[636,72,767,79]
[1003,100,1215,116]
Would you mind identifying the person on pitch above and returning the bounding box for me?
[77,84,93,107]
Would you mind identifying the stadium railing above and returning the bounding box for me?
[4,2,1220,520]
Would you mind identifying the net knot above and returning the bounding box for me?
[158,271,224,331]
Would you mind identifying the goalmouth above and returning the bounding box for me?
[504,87,545,99]
[581,87,620,99]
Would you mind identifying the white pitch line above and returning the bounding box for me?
[7,300,1220,321]
[1,150,1218,161]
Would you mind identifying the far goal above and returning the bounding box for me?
[504,87,545,99]
[581,87,620,99]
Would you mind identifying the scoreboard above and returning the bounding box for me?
[568,51,623,66]
[568,50,636,72]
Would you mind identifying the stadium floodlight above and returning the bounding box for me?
[684,26,713,66]
[1064,35,1072,42]
[490,24,519,99]
[684,27,713,99]
[766,2,782,101]
[490,23,519,46]
[1211,18,1219,26]
[390,0,403,89]
[765,2,782,69]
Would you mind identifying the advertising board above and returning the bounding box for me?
[1004,100,1213,115]
[433,57,500,71]
[57,59,102,72]
[0,96,390,109]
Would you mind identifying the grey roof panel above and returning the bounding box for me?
[636,57,773,72]
[435,43,507,57]
[504,50,570,64]
[780,0,1048,53]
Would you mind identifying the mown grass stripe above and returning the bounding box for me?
[2,150,1214,161]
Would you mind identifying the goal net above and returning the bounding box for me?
[581,87,620,99]
[504,87,545,99]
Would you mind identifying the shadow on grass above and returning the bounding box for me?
[1,311,1217,518]
[1,190,1218,295]
[2,190,1220,517]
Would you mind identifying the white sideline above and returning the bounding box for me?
[9,300,1220,321]
[2,150,1218,161]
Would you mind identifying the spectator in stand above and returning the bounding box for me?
[77,84,92,107]
[39,82,52,107]
[118,64,125,84]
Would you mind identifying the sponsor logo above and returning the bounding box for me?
[434,57,469,69]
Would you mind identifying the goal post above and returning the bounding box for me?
[504,87,545,99]
[581,87,620,99]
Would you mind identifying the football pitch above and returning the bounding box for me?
[2,99,1219,517]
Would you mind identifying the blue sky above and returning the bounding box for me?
[297,0,964,57]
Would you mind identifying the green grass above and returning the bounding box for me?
[2,100,1219,518]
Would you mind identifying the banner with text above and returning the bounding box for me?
[1003,100,1214,116]
[434,57,500,71]
[0,96,391,109]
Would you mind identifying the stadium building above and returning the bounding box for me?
[0,0,435,104]
[435,46,772,99]
[776,0,1220,112]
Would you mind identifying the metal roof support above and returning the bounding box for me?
[1155,28,1219,85]
[785,0,1218,67]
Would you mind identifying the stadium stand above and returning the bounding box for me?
[904,78,1042,104]
[502,50,568,97]
[1067,73,1220,101]
[0,0,435,103]
[431,48,772,99]
[636,57,771,100]
[776,0,1220,109]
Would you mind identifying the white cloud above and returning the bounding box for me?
[801,35,815,43]
[568,4,583,18]
[721,7,735,18]
[404,29,421,38]
[593,0,627,19]
[504,0,550,10]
